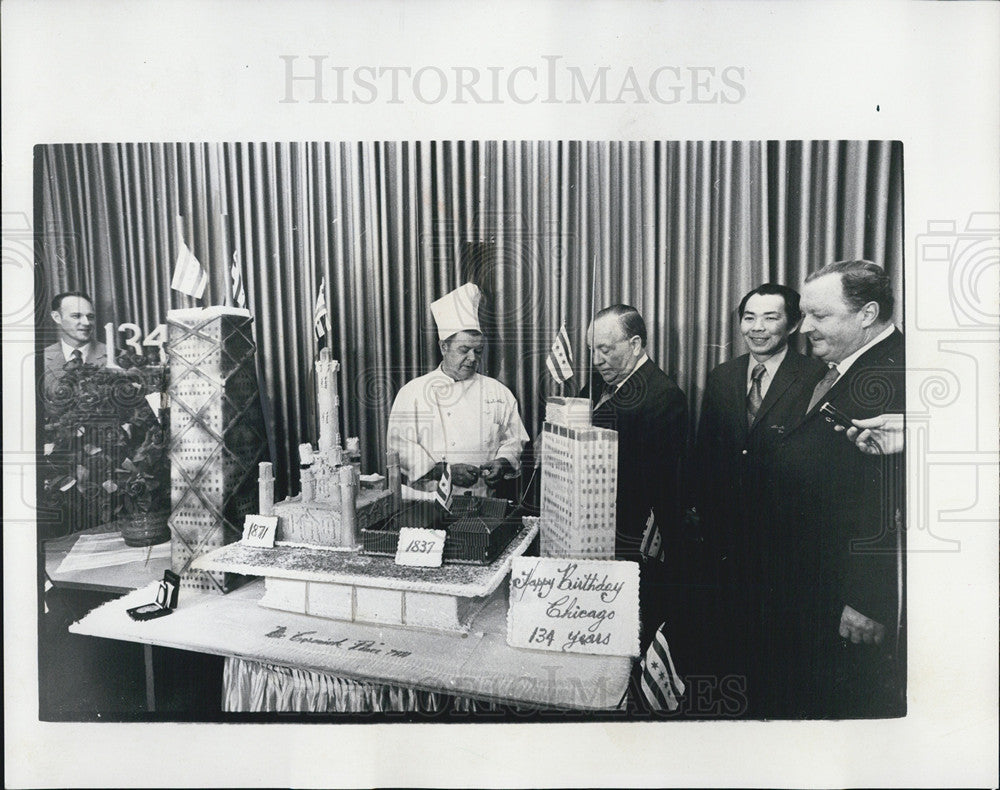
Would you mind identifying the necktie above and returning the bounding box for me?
[595,385,614,410]
[65,349,83,370]
[747,363,766,426]
[807,365,841,411]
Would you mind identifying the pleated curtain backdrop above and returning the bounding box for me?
[36,140,903,498]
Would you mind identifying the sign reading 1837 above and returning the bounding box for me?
[506,557,640,657]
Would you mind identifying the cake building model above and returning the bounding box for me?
[167,306,268,592]
[192,326,537,633]
[539,396,618,559]
[258,348,396,549]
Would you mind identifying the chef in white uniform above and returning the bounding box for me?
[387,283,529,497]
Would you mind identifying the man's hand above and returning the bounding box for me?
[449,463,481,488]
[839,604,885,645]
[834,413,905,455]
[479,457,512,484]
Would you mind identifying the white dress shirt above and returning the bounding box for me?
[61,340,97,363]
[834,324,896,376]
[746,346,788,401]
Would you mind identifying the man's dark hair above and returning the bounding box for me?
[440,329,484,348]
[51,291,94,313]
[594,304,647,347]
[737,283,802,325]
[806,259,894,320]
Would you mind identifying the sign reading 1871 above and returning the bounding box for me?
[507,557,640,657]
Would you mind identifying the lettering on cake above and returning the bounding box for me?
[242,514,278,547]
[263,625,412,658]
[507,557,640,657]
[394,527,447,567]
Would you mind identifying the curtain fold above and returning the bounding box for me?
[37,140,903,500]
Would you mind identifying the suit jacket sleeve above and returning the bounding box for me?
[831,332,906,627]
[693,368,724,514]
[645,380,688,533]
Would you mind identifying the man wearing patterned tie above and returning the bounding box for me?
[757,260,905,719]
[41,291,108,401]
[693,283,824,703]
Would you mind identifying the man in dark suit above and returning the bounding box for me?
[757,260,905,719]
[694,284,825,704]
[42,291,108,400]
[580,305,688,665]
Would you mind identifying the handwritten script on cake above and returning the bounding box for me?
[506,557,640,657]
[264,626,415,659]
[394,527,446,567]
[242,515,278,547]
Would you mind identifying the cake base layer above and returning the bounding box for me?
[258,576,502,633]
[191,520,539,633]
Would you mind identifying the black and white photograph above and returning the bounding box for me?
[4,2,998,788]
[32,138,906,722]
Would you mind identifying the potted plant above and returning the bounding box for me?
[42,353,170,546]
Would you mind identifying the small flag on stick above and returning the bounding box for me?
[314,275,329,341]
[640,623,686,712]
[170,227,208,299]
[546,323,574,384]
[435,463,453,512]
[230,250,246,308]
[639,509,664,563]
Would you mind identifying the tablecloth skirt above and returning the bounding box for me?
[222,656,497,713]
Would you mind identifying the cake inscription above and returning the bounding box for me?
[507,557,640,657]
[263,625,412,658]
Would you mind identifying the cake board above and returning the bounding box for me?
[192,519,539,633]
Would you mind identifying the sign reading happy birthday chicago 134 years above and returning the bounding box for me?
[507,557,640,657]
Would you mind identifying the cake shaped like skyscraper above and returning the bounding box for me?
[260,347,396,548]
[538,396,618,559]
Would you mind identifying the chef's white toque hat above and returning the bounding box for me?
[430,282,482,342]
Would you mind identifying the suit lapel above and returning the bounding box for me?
[610,358,650,408]
[749,352,799,432]
[792,328,903,432]
[729,355,750,444]
[45,344,63,368]
[821,328,903,412]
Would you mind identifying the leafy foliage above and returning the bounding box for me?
[43,358,169,526]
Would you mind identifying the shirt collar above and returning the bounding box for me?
[747,345,787,386]
[432,365,478,386]
[615,353,649,391]
[61,340,91,362]
[834,324,896,376]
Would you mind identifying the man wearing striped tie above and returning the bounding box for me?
[41,291,109,402]
[693,283,824,713]
[757,260,905,719]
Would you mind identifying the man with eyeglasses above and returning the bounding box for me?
[581,304,688,687]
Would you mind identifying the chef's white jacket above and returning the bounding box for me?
[387,366,528,496]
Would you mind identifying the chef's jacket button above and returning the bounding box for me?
[450,442,455,446]
[447,411,451,416]
[741,449,748,455]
